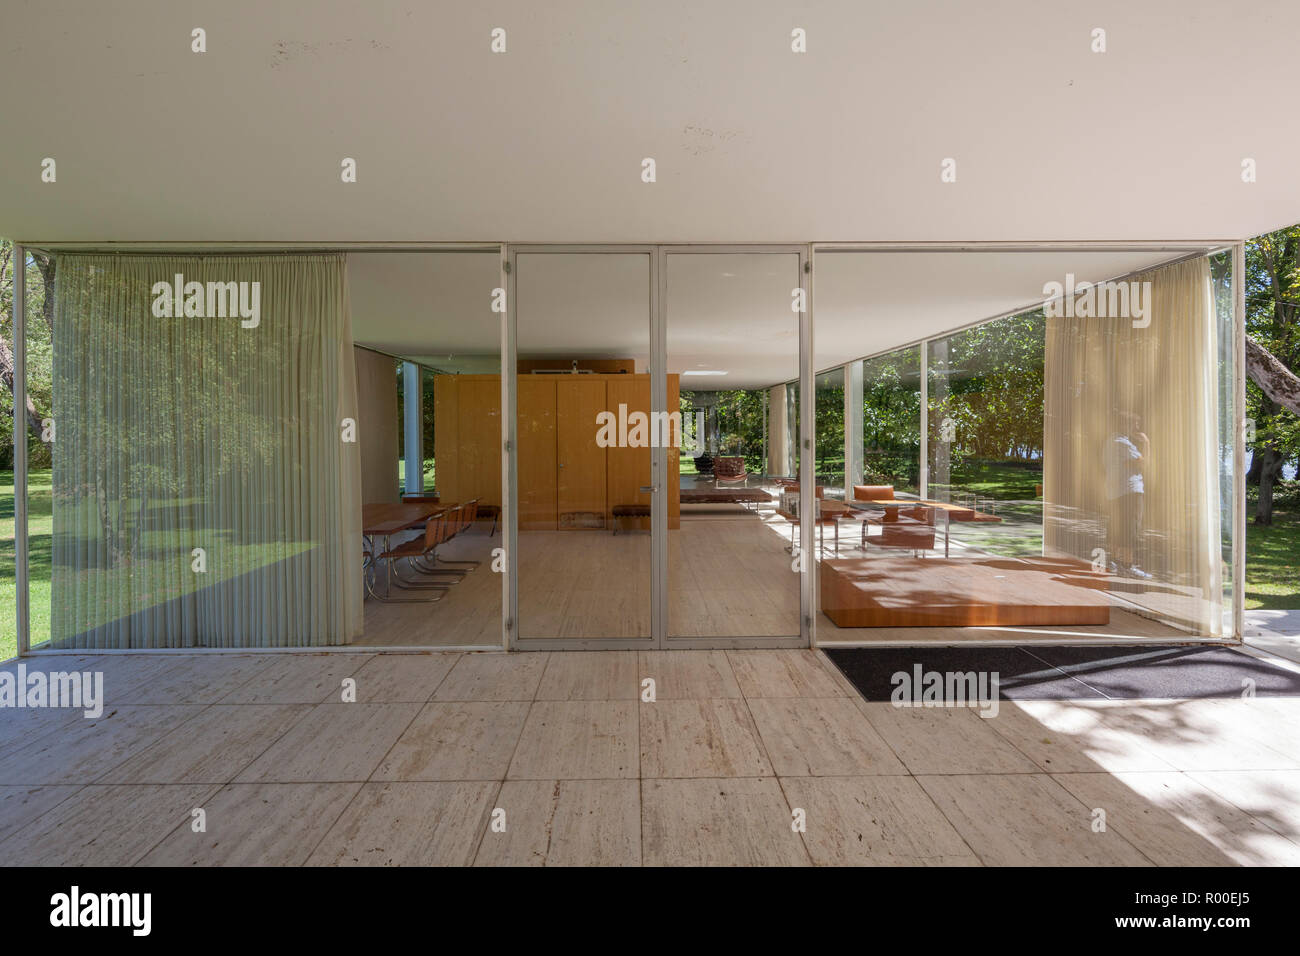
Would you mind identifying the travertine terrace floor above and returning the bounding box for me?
[2,649,1298,866]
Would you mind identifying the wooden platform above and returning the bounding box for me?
[820,556,1111,628]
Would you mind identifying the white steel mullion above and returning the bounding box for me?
[1232,241,1246,642]
[12,244,29,657]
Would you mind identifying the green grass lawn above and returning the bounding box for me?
[396,458,436,490]
[932,459,1044,500]
[2,467,316,660]
[1244,493,1300,610]
[1,468,51,662]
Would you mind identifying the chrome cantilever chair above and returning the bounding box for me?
[430,498,483,570]
[376,510,462,601]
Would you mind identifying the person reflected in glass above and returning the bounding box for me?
[1105,410,1152,580]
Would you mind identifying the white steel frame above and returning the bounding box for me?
[807,241,1243,647]
[9,239,1245,656]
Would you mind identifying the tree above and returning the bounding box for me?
[1246,337,1300,416]
[1244,226,1300,525]
[0,241,55,467]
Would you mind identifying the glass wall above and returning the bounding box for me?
[18,249,503,650]
[815,368,845,496]
[815,249,1236,643]
[28,253,362,649]
[666,251,802,642]
[926,309,1046,558]
[9,244,1240,655]
[862,345,922,495]
[349,251,504,648]
[395,361,437,498]
[514,251,654,644]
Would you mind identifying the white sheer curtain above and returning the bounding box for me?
[1044,256,1224,636]
[50,254,362,648]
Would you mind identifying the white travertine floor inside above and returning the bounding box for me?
[358,512,1196,648]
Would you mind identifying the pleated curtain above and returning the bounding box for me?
[50,254,363,648]
[1043,257,1224,636]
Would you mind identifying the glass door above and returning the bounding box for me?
[510,247,658,648]
[662,248,808,647]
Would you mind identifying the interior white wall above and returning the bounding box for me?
[353,347,399,504]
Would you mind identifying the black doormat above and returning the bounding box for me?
[822,645,1300,701]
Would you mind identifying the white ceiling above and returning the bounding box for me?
[348,247,1196,388]
[2,1,1298,244]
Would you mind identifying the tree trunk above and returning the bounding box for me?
[0,332,50,448]
[1255,446,1285,525]
[31,252,55,334]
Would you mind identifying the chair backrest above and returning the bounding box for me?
[439,506,461,543]
[462,498,479,532]
[423,511,445,549]
[854,484,895,502]
[714,456,746,479]
[902,505,936,525]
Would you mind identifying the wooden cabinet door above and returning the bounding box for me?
[517,377,557,529]
[456,377,501,508]
[555,378,607,527]
[606,376,652,530]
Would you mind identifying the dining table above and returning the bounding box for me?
[362,501,447,600]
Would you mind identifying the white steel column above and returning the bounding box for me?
[651,247,666,649]
[1232,241,1246,642]
[918,342,929,499]
[844,360,863,498]
[402,361,423,495]
[767,383,788,475]
[12,244,29,656]
[502,244,516,650]
[800,246,814,647]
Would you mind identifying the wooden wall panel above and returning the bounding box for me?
[606,376,652,530]
[432,372,678,529]
[457,376,502,508]
[517,377,557,529]
[556,378,607,526]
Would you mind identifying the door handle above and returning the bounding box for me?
[639,485,657,493]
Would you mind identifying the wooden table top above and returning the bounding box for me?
[362,502,445,536]
[817,500,868,517]
[859,498,975,517]
[775,500,864,522]
[680,488,773,504]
